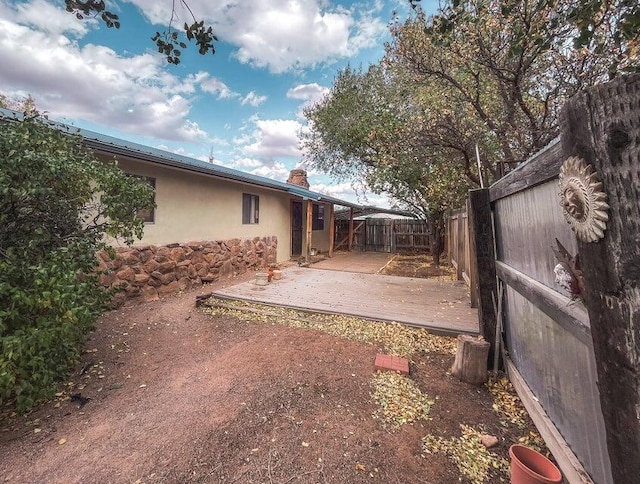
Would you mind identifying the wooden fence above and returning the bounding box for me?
[486,140,611,483]
[334,218,429,252]
[462,75,640,483]
[446,206,477,308]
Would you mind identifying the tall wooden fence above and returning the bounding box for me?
[485,140,611,483]
[446,206,477,308]
[334,218,429,252]
[451,73,639,484]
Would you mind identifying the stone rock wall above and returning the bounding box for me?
[97,236,277,305]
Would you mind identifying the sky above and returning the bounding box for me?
[0,0,438,207]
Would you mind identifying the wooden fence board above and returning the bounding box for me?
[334,219,429,253]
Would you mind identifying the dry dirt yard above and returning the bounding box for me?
[1,255,547,483]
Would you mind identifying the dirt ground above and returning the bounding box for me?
[0,255,545,483]
[381,253,456,280]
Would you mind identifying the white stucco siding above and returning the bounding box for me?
[110,157,293,262]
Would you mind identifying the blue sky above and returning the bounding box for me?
[0,0,438,206]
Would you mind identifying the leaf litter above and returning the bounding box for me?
[201,296,549,482]
[201,297,456,357]
[371,371,434,427]
[422,424,510,483]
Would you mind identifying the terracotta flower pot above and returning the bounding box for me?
[509,444,562,484]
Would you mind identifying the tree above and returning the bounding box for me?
[410,0,639,77]
[64,0,217,64]
[396,0,639,174]
[302,64,471,264]
[0,109,155,411]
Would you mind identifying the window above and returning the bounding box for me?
[242,193,259,224]
[312,203,324,230]
[129,175,156,223]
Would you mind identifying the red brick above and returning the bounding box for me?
[374,354,409,375]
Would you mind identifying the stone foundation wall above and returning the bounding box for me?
[97,236,277,305]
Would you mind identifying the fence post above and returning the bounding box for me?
[468,188,498,365]
[561,74,640,483]
[448,210,453,267]
[456,212,464,280]
[467,198,478,308]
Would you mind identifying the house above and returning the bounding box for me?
[0,108,362,302]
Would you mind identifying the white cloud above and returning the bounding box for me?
[0,10,209,143]
[250,161,290,180]
[231,157,264,169]
[240,91,267,107]
[129,0,388,73]
[241,118,303,159]
[288,82,331,118]
[200,76,239,100]
[286,83,329,102]
[12,0,94,37]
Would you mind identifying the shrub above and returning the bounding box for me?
[0,112,154,411]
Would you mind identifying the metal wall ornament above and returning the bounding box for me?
[558,156,610,242]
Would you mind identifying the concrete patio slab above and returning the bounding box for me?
[212,266,479,336]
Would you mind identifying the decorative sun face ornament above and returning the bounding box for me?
[558,156,610,243]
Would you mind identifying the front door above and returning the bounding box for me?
[291,201,303,256]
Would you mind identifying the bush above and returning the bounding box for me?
[0,113,154,411]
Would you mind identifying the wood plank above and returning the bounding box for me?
[305,201,313,262]
[348,207,354,251]
[328,204,335,257]
[561,73,640,483]
[468,188,499,365]
[456,213,464,280]
[489,139,563,202]
[467,197,478,308]
[495,261,592,347]
[506,357,595,484]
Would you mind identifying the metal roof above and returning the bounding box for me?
[0,108,361,208]
[335,206,417,220]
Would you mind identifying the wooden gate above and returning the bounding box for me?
[334,218,429,252]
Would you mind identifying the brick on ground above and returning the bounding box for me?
[374,354,409,375]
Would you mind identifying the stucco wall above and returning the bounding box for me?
[107,156,293,262]
[298,201,331,255]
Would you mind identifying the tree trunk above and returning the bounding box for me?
[430,211,445,266]
[451,335,490,385]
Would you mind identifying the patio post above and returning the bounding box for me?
[328,204,335,257]
[348,207,354,251]
[305,200,313,262]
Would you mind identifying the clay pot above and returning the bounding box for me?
[509,445,562,484]
[255,272,269,286]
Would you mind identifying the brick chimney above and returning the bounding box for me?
[287,168,310,189]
